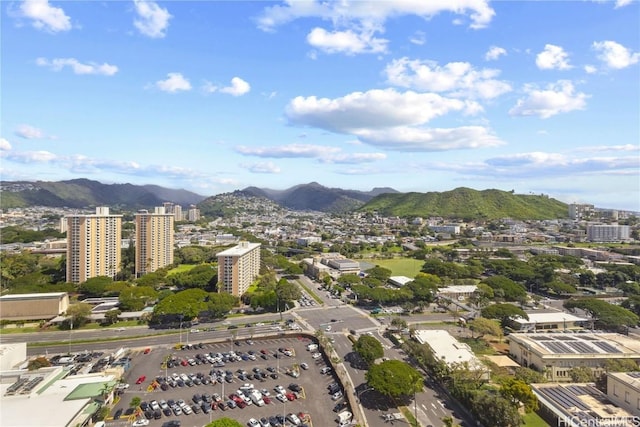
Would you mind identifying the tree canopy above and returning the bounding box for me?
[564,298,639,330]
[481,303,528,326]
[353,335,384,366]
[366,359,422,399]
[468,317,502,340]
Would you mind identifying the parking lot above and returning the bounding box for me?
[108,334,351,427]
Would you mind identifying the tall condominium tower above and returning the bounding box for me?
[135,207,175,277]
[66,207,122,284]
[217,242,261,296]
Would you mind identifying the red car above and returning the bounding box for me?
[262,396,272,405]
[285,392,296,401]
[180,359,188,366]
[143,348,151,354]
[135,375,146,384]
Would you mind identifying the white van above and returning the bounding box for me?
[336,411,353,423]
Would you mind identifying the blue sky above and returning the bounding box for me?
[2,0,639,211]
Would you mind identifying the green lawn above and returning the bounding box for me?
[522,412,550,427]
[166,264,197,275]
[369,257,424,277]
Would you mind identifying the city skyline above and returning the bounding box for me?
[2,0,639,211]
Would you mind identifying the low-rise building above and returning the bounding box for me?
[507,312,589,333]
[0,292,70,322]
[532,382,636,427]
[388,276,413,288]
[509,333,640,382]
[607,371,640,415]
[413,330,489,378]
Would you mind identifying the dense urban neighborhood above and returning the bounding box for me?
[1,191,640,427]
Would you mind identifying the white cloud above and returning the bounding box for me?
[409,31,426,45]
[203,77,251,96]
[615,0,632,8]
[286,88,482,134]
[236,143,341,158]
[592,40,640,69]
[572,144,640,153]
[133,0,172,38]
[36,57,118,76]
[220,77,251,96]
[584,65,597,74]
[355,126,505,152]
[15,124,45,139]
[322,152,387,164]
[155,73,192,93]
[536,44,572,70]
[485,46,506,61]
[3,150,58,163]
[235,143,386,164]
[428,150,640,180]
[384,57,512,99]
[256,1,495,31]
[306,27,388,55]
[245,162,281,174]
[0,138,12,151]
[509,80,588,119]
[18,0,71,33]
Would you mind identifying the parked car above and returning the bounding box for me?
[136,375,147,384]
[133,419,150,427]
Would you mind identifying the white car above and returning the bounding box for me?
[275,393,287,402]
[248,419,260,427]
[274,385,285,394]
[132,419,150,427]
[311,352,321,359]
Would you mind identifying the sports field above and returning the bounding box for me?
[368,257,424,278]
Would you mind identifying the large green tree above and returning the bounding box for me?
[366,360,422,399]
[468,317,502,340]
[481,303,528,326]
[353,335,384,365]
[564,298,639,330]
[79,276,113,298]
[499,378,538,413]
[471,392,521,427]
[119,286,158,311]
[63,303,93,329]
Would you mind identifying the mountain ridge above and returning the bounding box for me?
[0,179,206,210]
[0,179,570,219]
[359,187,569,220]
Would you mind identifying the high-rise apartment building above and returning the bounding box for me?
[135,207,175,277]
[587,224,630,242]
[66,207,122,284]
[162,202,184,222]
[217,242,261,296]
[187,205,200,222]
[569,203,595,220]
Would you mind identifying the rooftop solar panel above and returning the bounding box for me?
[593,341,621,353]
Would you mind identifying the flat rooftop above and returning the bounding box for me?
[217,242,261,256]
[510,333,640,357]
[414,330,486,371]
[533,383,634,425]
[0,372,114,427]
[511,312,589,325]
[0,292,67,300]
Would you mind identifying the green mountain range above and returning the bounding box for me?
[0,179,205,210]
[359,188,568,220]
